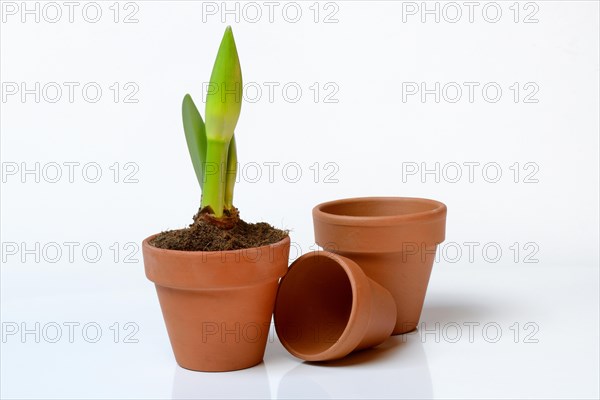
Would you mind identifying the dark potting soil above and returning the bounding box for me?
[150,210,288,252]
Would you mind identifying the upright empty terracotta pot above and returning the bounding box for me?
[313,197,446,335]
[143,236,290,372]
[274,251,396,361]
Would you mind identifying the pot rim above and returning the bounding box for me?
[275,251,369,361]
[142,234,290,289]
[313,197,446,227]
[142,233,290,255]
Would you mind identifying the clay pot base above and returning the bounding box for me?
[274,251,396,362]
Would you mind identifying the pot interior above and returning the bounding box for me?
[276,255,353,356]
[319,198,438,218]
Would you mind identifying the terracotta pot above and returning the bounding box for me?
[142,235,290,372]
[313,197,446,335]
[273,251,396,361]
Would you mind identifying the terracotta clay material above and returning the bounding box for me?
[143,235,290,372]
[274,251,396,362]
[313,197,447,335]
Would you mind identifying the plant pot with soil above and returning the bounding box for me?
[313,197,446,335]
[142,27,290,372]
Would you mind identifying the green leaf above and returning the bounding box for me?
[205,26,242,143]
[182,94,207,189]
[224,135,237,209]
[201,139,228,217]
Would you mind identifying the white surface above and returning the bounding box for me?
[1,264,598,399]
[1,1,599,399]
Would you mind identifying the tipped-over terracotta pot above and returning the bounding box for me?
[313,197,446,335]
[274,251,396,361]
[143,235,290,372]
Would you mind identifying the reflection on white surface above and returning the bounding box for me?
[277,336,432,399]
[1,266,598,399]
[172,362,271,399]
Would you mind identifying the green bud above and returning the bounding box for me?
[205,26,242,143]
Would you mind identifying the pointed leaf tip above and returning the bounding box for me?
[205,26,243,143]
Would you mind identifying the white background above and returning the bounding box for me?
[1,1,598,399]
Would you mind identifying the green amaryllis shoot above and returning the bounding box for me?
[182,94,207,189]
[181,26,242,223]
[224,135,237,210]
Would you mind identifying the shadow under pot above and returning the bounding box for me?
[274,251,397,362]
[143,235,290,372]
[312,197,447,335]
